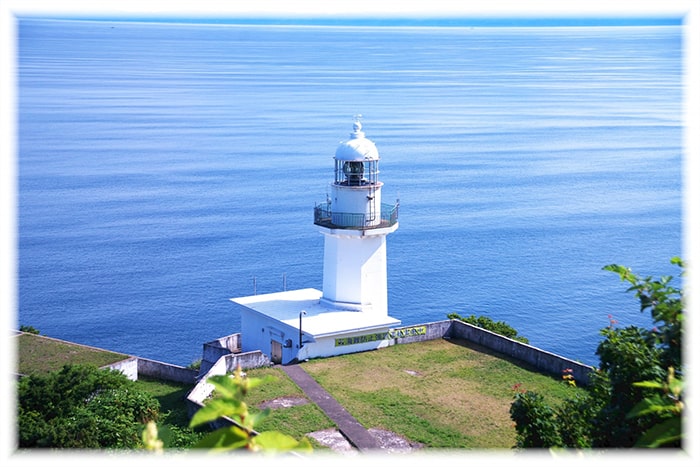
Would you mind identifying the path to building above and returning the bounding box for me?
[280,364,380,452]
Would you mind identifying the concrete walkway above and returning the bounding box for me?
[281,364,380,452]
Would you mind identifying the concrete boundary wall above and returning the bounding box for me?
[393,319,595,386]
[136,358,198,384]
[103,357,197,384]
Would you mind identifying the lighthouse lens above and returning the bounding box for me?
[343,161,364,185]
[343,161,364,175]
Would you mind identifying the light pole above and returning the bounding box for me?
[299,310,306,349]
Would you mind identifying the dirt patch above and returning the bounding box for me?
[369,428,424,452]
[307,428,357,454]
[306,427,423,455]
[257,395,309,409]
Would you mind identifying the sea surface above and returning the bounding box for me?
[17,19,683,367]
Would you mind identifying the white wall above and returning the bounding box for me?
[330,182,383,227]
[321,233,388,315]
[240,307,303,365]
[298,327,394,362]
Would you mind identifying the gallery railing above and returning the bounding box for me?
[313,201,399,230]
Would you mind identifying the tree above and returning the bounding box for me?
[509,257,684,449]
[18,364,160,449]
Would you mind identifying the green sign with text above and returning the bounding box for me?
[334,326,427,347]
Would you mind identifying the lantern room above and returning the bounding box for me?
[315,118,398,230]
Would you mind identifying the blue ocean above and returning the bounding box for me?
[17,19,683,367]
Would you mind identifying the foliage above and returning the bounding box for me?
[510,390,562,447]
[142,421,206,453]
[447,312,529,343]
[509,257,684,449]
[598,257,684,447]
[18,364,160,449]
[627,367,683,447]
[187,359,202,371]
[186,366,313,453]
[603,257,683,374]
[19,325,40,334]
[592,324,665,446]
[133,376,206,449]
[510,372,600,449]
[552,392,599,448]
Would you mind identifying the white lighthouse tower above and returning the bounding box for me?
[231,118,402,365]
[315,117,399,316]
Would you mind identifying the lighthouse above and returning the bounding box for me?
[314,117,399,316]
[231,118,401,365]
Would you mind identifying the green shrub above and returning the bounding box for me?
[19,325,40,335]
[18,364,160,449]
[510,390,561,447]
[448,312,529,343]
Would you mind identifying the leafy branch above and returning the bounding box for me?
[144,365,313,454]
[189,366,313,453]
[627,367,683,448]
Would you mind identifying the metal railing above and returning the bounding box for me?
[314,201,399,230]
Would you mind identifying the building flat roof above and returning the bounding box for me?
[231,288,400,338]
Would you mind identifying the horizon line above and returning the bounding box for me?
[16,15,684,28]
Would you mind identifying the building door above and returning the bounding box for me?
[270,340,282,364]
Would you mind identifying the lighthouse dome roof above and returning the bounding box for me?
[334,121,379,161]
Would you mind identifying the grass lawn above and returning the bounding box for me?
[15,332,129,375]
[247,337,587,450]
[134,376,194,428]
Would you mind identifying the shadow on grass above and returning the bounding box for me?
[442,336,569,384]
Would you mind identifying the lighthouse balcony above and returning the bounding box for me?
[314,201,399,230]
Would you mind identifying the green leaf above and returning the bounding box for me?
[245,408,271,428]
[189,398,246,428]
[627,395,669,419]
[669,377,683,397]
[207,375,242,400]
[193,425,250,450]
[250,431,308,452]
[632,380,665,390]
[603,264,636,282]
[635,417,682,448]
